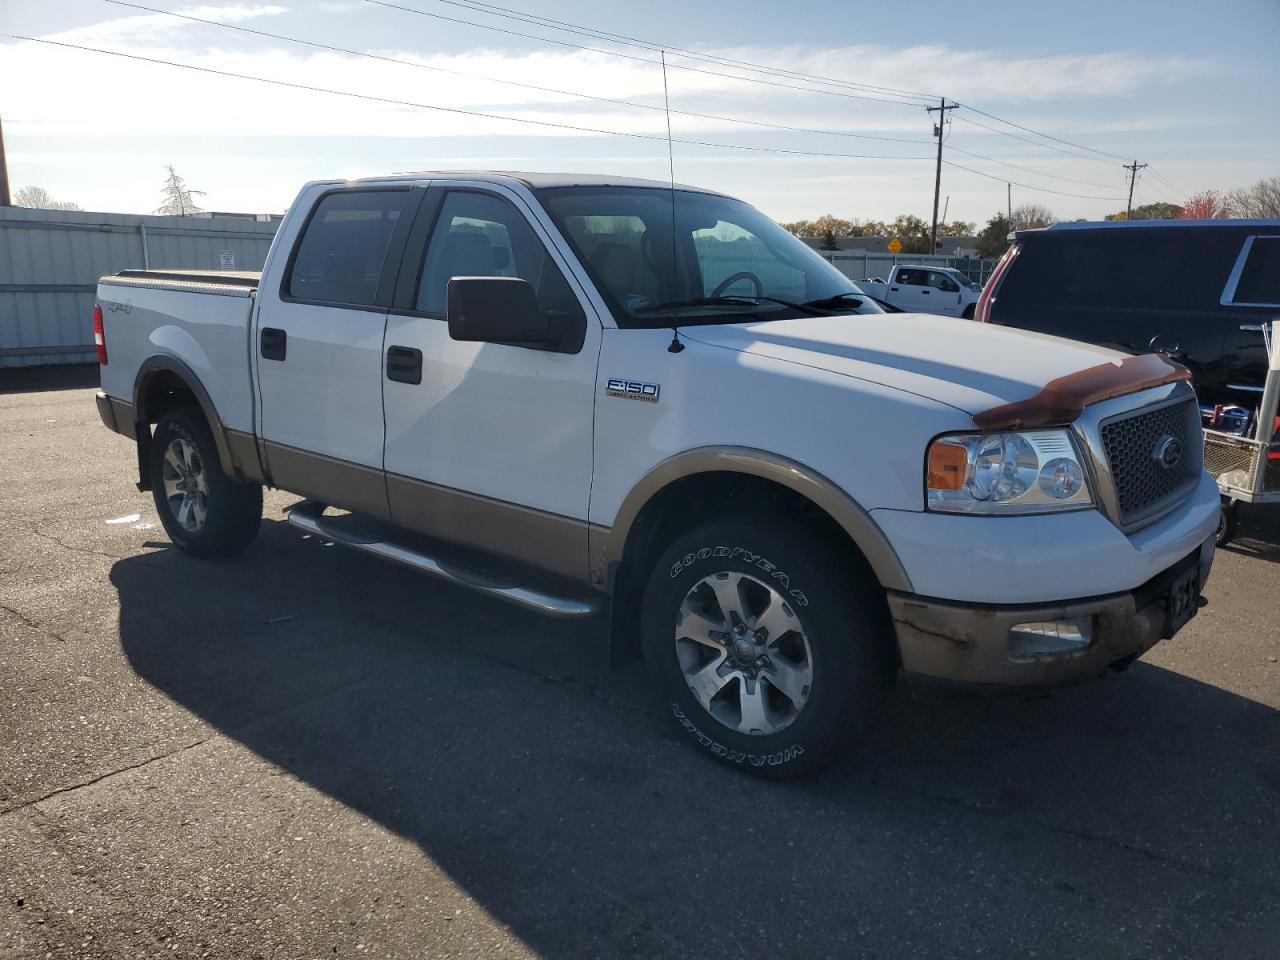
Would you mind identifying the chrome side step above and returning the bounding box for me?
[285,501,599,619]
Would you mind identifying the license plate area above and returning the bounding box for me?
[1163,566,1201,638]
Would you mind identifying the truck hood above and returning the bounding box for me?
[679,313,1124,416]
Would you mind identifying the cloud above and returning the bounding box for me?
[41,4,288,46]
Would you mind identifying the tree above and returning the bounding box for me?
[155,165,206,217]
[975,212,1012,259]
[818,227,840,251]
[1106,201,1180,221]
[941,220,975,237]
[849,218,890,237]
[13,185,81,210]
[1010,203,1056,230]
[1178,190,1228,220]
[1226,176,1280,219]
[890,214,931,253]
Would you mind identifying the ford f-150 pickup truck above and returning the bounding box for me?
[95,171,1218,776]
[855,264,981,318]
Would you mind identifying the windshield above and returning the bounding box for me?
[537,186,882,328]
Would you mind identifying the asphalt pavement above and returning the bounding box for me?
[1,366,1278,959]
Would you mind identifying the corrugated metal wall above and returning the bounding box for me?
[0,208,279,367]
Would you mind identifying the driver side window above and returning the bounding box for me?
[416,191,583,326]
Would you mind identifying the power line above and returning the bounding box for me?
[104,0,933,146]
[952,101,1134,163]
[1,33,934,163]
[419,0,940,104]
[396,0,1149,179]
[946,144,1126,191]
[942,159,1127,201]
[359,0,930,108]
[951,114,1119,167]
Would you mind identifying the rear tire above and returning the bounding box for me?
[641,517,895,778]
[149,408,262,558]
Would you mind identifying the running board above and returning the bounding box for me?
[285,501,599,619]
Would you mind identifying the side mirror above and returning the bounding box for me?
[447,277,557,347]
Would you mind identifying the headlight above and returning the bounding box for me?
[926,429,1094,514]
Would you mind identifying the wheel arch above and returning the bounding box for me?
[597,447,912,666]
[132,356,237,482]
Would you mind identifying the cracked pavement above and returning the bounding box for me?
[1,366,1279,959]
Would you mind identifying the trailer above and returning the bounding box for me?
[1204,320,1280,545]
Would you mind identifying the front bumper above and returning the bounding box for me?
[889,534,1215,686]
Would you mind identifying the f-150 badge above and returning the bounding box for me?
[606,378,660,403]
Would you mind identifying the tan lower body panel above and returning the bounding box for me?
[386,473,588,583]
[262,441,391,520]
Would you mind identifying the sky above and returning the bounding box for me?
[1,0,1277,228]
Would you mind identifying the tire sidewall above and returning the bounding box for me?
[642,519,887,776]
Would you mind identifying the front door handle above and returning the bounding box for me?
[921,289,931,295]
[386,345,423,385]
[889,286,899,292]
[261,327,286,361]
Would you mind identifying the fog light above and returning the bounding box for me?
[1009,617,1093,659]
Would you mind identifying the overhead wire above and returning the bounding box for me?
[1,33,935,163]
[103,0,934,146]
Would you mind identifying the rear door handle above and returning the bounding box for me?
[921,289,931,295]
[386,345,423,385]
[260,327,286,361]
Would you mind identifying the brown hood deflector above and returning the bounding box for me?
[972,353,1192,431]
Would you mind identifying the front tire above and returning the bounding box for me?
[641,517,895,777]
[149,408,262,558]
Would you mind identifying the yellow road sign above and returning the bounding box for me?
[887,238,903,253]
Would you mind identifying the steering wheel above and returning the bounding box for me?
[710,271,764,299]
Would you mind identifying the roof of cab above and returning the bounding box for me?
[341,170,725,194]
[1015,217,1280,240]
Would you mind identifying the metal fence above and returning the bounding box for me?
[0,207,279,367]
[818,252,998,288]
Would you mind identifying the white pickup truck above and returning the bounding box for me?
[95,171,1218,776]
[856,264,982,318]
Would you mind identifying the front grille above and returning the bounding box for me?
[1100,398,1201,528]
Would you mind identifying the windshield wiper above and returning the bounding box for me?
[634,295,825,316]
[802,292,866,310]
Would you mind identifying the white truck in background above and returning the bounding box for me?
[856,264,982,318]
[94,171,1217,777]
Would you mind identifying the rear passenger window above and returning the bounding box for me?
[1228,236,1280,306]
[287,190,408,306]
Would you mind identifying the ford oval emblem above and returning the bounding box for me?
[1153,435,1182,470]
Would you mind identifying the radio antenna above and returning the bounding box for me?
[661,50,684,353]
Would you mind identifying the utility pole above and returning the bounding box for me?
[1123,160,1147,218]
[927,98,957,255]
[1007,183,1012,224]
[0,116,11,206]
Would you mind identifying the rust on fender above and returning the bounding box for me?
[973,353,1192,431]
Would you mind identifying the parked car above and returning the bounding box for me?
[94,172,1218,777]
[856,264,981,317]
[976,219,1280,410]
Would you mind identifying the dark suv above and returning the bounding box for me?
[977,220,1280,409]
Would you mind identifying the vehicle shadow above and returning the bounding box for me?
[111,518,1280,958]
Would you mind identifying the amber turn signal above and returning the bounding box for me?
[927,440,968,490]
